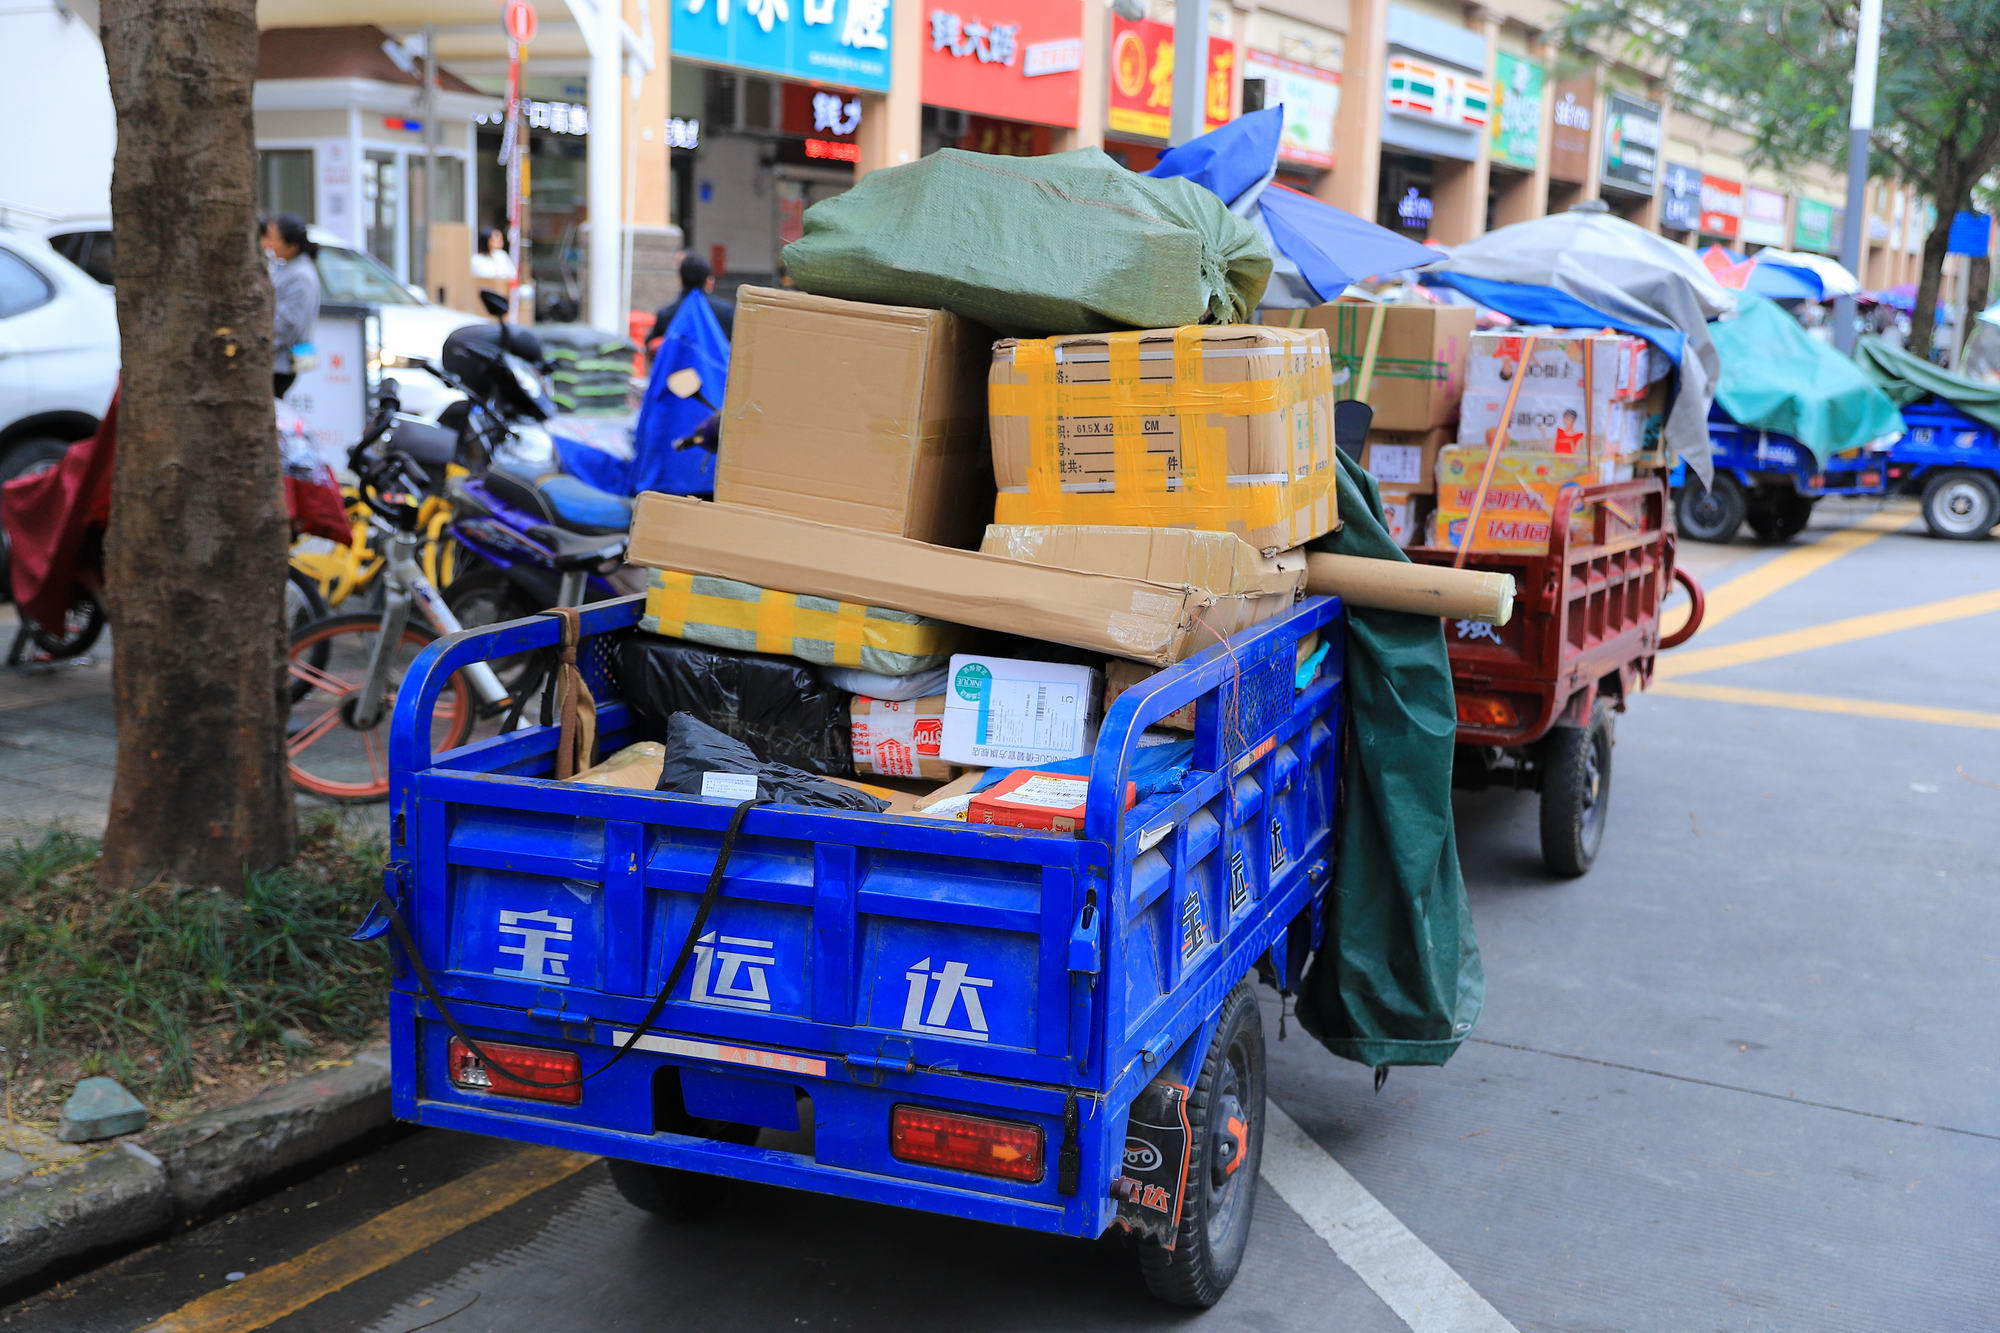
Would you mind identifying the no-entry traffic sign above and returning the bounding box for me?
[503,0,537,45]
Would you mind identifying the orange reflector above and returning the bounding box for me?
[1456,693,1518,727]
[448,1037,582,1106]
[890,1105,1045,1183]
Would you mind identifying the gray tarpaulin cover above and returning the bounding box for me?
[1427,211,1737,482]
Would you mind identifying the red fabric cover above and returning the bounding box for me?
[3,395,116,628]
[286,471,352,546]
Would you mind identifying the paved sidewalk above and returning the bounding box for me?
[0,607,118,841]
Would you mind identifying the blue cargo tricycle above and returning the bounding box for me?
[378,592,1344,1306]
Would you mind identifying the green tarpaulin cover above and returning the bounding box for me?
[1711,297,1905,465]
[1296,455,1483,1069]
[784,148,1271,336]
[1854,335,2000,431]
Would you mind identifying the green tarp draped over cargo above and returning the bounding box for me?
[1710,297,1906,465]
[1296,455,1483,1069]
[1853,334,2000,431]
[783,148,1272,336]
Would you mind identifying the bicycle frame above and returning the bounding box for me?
[349,527,511,729]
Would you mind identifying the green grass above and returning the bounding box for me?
[0,814,389,1118]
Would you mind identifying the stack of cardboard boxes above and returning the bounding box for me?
[621,286,1342,829]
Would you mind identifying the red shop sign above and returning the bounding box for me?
[781,83,863,140]
[1699,174,1743,238]
[1107,16,1234,140]
[923,0,1083,128]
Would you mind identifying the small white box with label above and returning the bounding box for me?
[940,654,1101,768]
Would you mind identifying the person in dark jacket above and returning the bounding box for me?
[645,254,734,352]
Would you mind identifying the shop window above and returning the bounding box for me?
[406,154,468,271]
[257,149,315,223]
[363,150,401,270]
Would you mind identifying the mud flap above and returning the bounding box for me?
[1109,1079,1193,1248]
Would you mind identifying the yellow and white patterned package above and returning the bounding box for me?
[642,570,959,676]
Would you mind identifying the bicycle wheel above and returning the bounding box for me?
[286,613,475,802]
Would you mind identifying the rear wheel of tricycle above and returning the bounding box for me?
[1539,704,1614,878]
[1746,490,1815,542]
[606,1120,759,1222]
[1139,982,1266,1309]
[1675,473,1746,544]
[1920,470,1999,540]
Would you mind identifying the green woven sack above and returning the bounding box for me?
[784,148,1271,335]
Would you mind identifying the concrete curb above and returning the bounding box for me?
[0,1043,392,1293]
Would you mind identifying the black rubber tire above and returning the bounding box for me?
[0,436,75,487]
[1138,981,1266,1308]
[1746,491,1815,543]
[606,1120,759,1222]
[25,595,105,658]
[1539,704,1614,878]
[1675,473,1746,544]
[1919,470,2000,541]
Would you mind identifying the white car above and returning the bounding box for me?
[0,228,118,488]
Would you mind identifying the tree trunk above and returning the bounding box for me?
[1962,251,1992,359]
[98,0,295,888]
[1910,202,1961,360]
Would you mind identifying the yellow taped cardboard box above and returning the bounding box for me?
[987,325,1339,557]
[628,494,1303,667]
[715,286,995,548]
[1360,426,1451,493]
[1260,302,1475,431]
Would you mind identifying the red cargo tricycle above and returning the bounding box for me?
[1407,474,1704,876]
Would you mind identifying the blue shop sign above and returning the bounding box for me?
[673,0,893,93]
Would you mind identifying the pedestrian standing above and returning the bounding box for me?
[645,254,734,353]
[263,214,321,399]
[472,227,516,283]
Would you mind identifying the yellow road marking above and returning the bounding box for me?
[140,1147,597,1333]
[1654,680,2000,731]
[1690,509,1913,634]
[1659,588,2000,679]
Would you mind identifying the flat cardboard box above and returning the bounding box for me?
[941,654,1100,768]
[968,771,1134,834]
[628,494,1300,668]
[716,286,994,547]
[850,695,955,781]
[988,325,1338,556]
[913,767,987,820]
[1359,426,1451,492]
[1431,446,1599,554]
[1103,657,1196,731]
[1376,486,1429,548]
[1262,302,1475,431]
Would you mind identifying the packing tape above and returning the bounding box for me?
[644,573,952,662]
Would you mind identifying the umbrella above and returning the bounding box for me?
[1751,249,1861,299]
[1424,209,1736,480]
[1713,256,1823,302]
[1147,107,1443,306]
[1699,245,1746,274]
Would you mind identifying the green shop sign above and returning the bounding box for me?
[1490,53,1543,170]
[1795,198,1837,252]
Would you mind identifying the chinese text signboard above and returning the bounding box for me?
[960,115,1053,155]
[1107,17,1234,140]
[1794,198,1836,251]
[1600,91,1659,194]
[1699,174,1742,238]
[1547,77,1594,184]
[675,0,892,93]
[1243,48,1340,169]
[1489,52,1542,170]
[923,0,1082,126]
[1742,186,1787,246]
[1661,163,1702,232]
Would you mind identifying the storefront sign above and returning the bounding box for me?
[1661,163,1702,231]
[665,116,701,149]
[1547,78,1593,184]
[923,0,1082,127]
[961,115,1053,156]
[1107,17,1234,140]
[476,99,590,134]
[1742,186,1787,246]
[1793,197,1836,251]
[1489,53,1542,170]
[674,0,892,94]
[1699,174,1742,238]
[1395,187,1434,228]
[1385,56,1490,130]
[781,83,864,141]
[1244,48,1340,169]
[1600,92,1659,194]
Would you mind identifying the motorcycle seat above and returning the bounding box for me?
[483,465,633,536]
[527,525,629,570]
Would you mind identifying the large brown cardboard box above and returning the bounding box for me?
[715,286,994,547]
[1358,425,1451,493]
[1261,302,1474,432]
[628,495,1302,667]
[987,325,1338,556]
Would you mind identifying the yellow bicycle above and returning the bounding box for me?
[290,465,468,608]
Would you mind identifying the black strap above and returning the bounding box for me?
[376,797,768,1089]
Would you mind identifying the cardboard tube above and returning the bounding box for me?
[1305,553,1516,626]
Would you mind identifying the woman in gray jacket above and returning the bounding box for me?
[262,214,321,399]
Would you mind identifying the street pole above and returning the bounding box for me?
[418,24,438,296]
[1834,0,1882,352]
[1168,0,1207,146]
[585,0,623,331]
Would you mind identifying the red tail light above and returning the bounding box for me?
[1456,693,1519,728]
[447,1037,582,1106]
[891,1105,1045,1183]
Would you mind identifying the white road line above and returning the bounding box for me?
[1261,1101,1518,1333]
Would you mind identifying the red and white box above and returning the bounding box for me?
[967,770,1136,833]
[850,695,955,781]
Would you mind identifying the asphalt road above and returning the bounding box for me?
[10,498,1998,1333]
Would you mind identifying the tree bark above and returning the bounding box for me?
[98,0,295,887]
[1962,252,1992,359]
[1910,207,1958,361]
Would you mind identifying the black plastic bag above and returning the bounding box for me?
[657,713,885,813]
[617,636,851,775]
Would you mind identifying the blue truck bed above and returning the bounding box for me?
[380,593,1344,1241]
